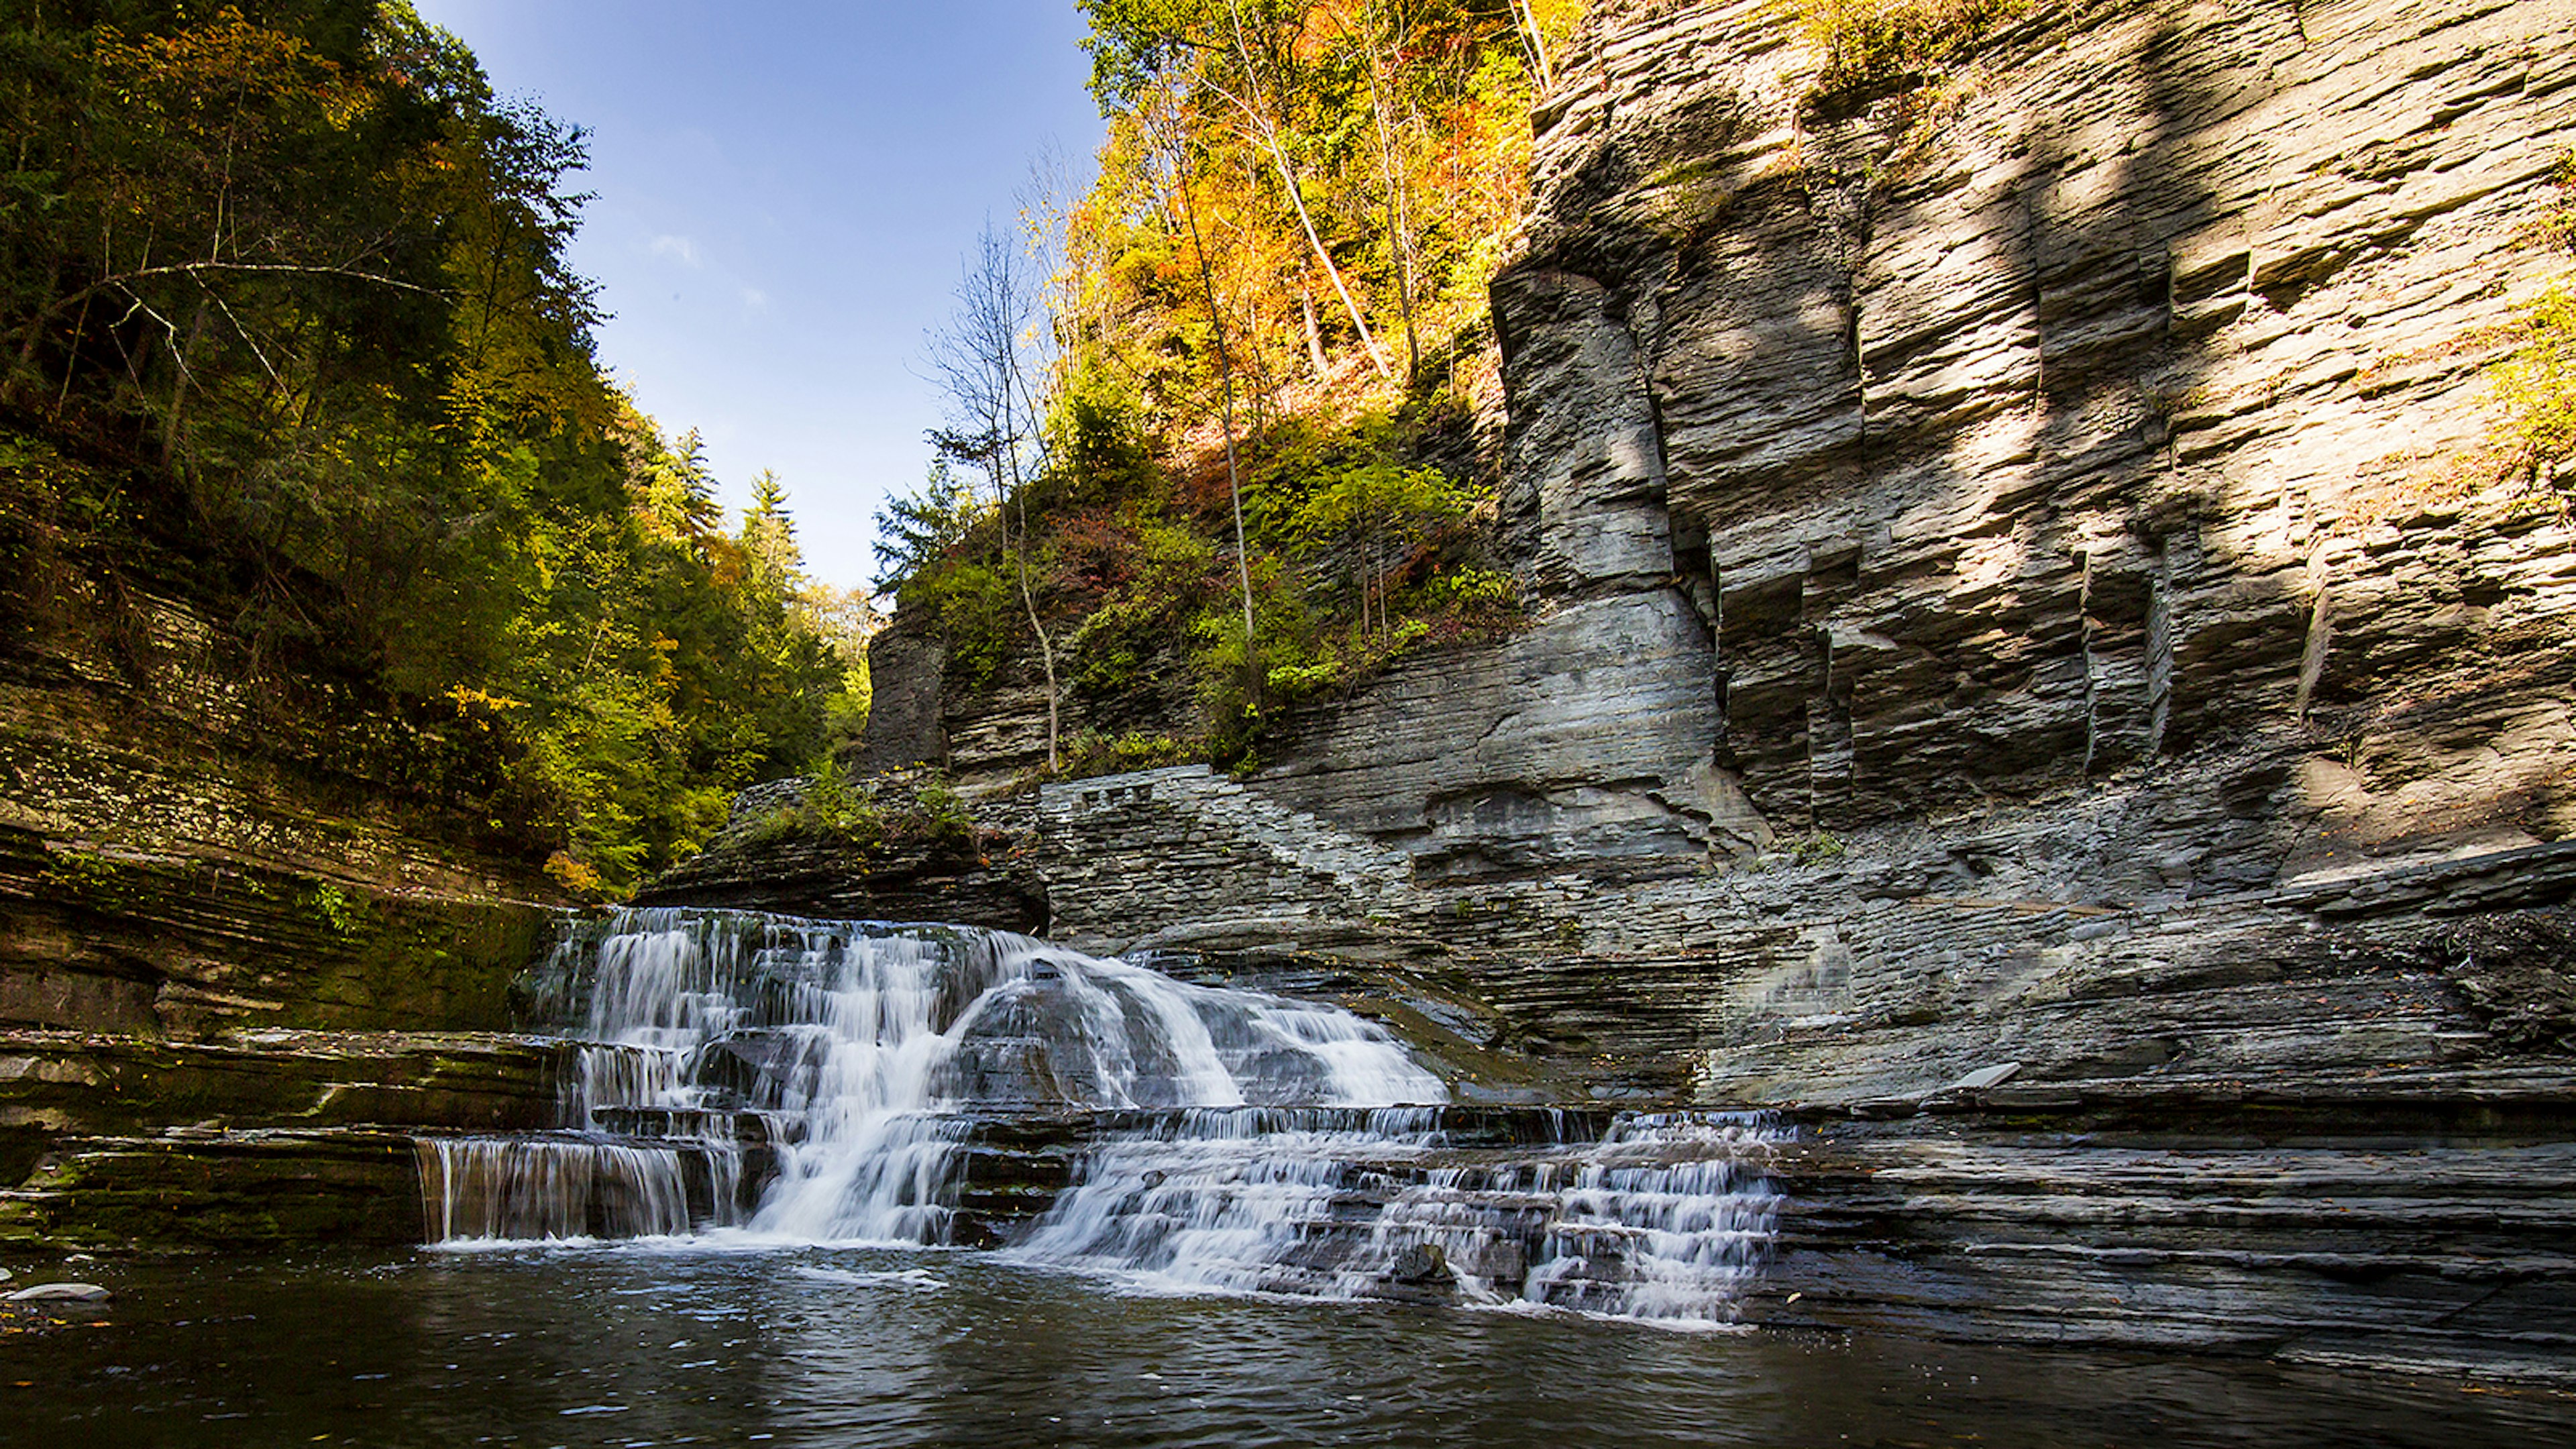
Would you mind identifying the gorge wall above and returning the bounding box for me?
[0,558,554,1038]
[0,468,567,1248]
[867,0,2576,1104]
[839,1,2576,1370]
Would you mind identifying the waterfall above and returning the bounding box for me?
[1004,1107,1782,1320]
[417,1138,698,1241]
[418,908,1784,1324]
[421,909,1446,1244]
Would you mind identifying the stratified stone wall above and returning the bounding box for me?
[1037,763,2576,1103]
[904,0,2576,1110]
[0,586,553,1036]
[1234,0,2576,877]
[1499,0,2576,851]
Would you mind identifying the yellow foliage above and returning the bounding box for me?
[542,851,603,896]
[1790,0,2025,97]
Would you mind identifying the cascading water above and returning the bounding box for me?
[418,908,1786,1325]
[1004,1107,1784,1320]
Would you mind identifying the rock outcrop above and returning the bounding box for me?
[1,574,554,1036]
[844,0,2576,1381]
[1,452,572,1247]
[0,1030,572,1249]
[877,0,2575,980]
[631,774,1048,932]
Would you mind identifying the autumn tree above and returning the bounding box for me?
[927,221,1065,769]
[0,2,849,893]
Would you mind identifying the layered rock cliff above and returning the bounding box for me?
[1,455,568,1246]
[832,0,2576,1375]
[868,0,2575,1088]
[0,559,554,1037]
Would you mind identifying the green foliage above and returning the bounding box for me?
[741,756,884,854]
[2493,280,2576,466]
[1793,0,2025,100]
[917,559,1021,690]
[1415,565,1516,612]
[1063,513,1216,694]
[1788,831,1848,866]
[873,5,1546,775]
[2526,152,2576,253]
[909,775,977,857]
[1067,1,1556,434]
[0,5,853,898]
[805,756,885,845]
[1059,729,1199,778]
[872,458,983,594]
[306,881,372,939]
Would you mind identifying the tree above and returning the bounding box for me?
[1154,111,1262,700]
[926,221,1064,770]
[0,4,851,894]
[743,468,800,594]
[873,457,981,591]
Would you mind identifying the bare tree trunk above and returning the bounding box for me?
[1509,0,1556,93]
[1299,286,1330,382]
[1362,26,1421,384]
[930,223,1063,772]
[1259,126,1392,383]
[996,327,1060,774]
[1009,486,1061,773]
[1169,130,1260,696]
[1236,149,1278,431]
[1220,0,1395,384]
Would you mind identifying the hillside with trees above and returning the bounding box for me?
[873,0,1580,777]
[0,0,863,894]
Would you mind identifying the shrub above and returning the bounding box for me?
[1058,729,1201,779]
[1796,0,2025,99]
[2493,280,2576,466]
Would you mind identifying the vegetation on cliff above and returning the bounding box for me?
[0,2,862,894]
[2494,154,2576,470]
[874,0,1574,775]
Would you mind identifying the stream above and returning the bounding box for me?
[0,909,2563,1444]
[1,1245,2565,1448]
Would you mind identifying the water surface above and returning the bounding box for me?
[0,1246,2561,1448]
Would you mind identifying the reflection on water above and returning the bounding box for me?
[0,1247,2563,1448]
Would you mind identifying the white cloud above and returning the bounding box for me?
[740,286,769,310]
[649,234,701,267]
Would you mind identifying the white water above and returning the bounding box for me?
[1004,1108,1782,1321]
[420,909,1785,1324]
[416,1136,698,1241]
[428,910,1445,1244]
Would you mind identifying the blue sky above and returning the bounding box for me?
[409,1,1106,590]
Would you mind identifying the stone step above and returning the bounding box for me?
[0,1029,572,1138]
[0,1128,422,1250]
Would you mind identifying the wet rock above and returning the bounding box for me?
[1768,1100,2576,1385]
[1389,1242,1454,1285]
[7,1282,109,1303]
[0,1129,427,1251]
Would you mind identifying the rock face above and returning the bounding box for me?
[631,775,1048,932]
[0,1029,572,1250]
[879,0,2576,1002]
[1503,0,2573,853]
[1761,1102,2576,1381]
[2,458,573,1248]
[862,0,2576,1128]
[0,577,554,1036]
[1232,0,2576,882]
[843,0,2576,1381]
